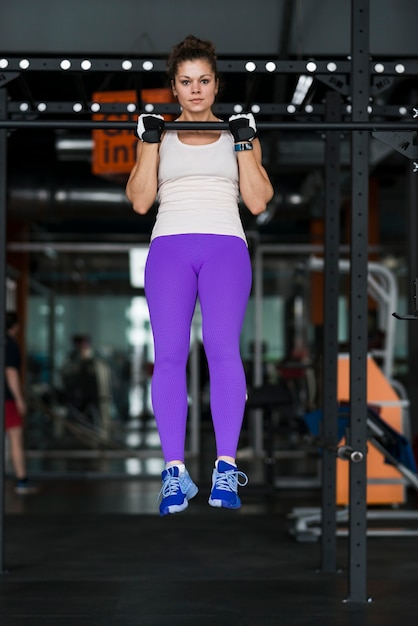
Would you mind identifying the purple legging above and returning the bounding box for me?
[144,233,252,462]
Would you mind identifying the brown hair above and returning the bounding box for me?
[167,35,218,81]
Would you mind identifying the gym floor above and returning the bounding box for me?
[2,421,418,625]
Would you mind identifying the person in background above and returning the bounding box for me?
[126,35,274,516]
[4,311,37,494]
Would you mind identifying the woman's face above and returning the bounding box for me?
[172,59,218,115]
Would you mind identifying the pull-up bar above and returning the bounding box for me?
[0,120,417,131]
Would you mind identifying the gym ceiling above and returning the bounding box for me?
[1,0,417,246]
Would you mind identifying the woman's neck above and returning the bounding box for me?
[176,111,218,123]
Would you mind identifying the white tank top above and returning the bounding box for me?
[150,129,247,243]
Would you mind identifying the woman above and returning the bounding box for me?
[126,35,274,516]
[5,311,37,494]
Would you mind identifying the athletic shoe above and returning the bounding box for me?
[208,460,249,509]
[14,478,38,495]
[158,466,198,516]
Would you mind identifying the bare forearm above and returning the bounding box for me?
[126,142,160,214]
[237,140,274,215]
[6,368,24,404]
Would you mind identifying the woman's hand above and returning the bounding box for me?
[228,113,257,142]
[136,114,165,143]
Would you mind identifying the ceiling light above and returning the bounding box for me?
[395,64,405,73]
[130,248,149,288]
[81,60,92,70]
[142,61,154,71]
[19,59,30,69]
[60,59,71,70]
[0,59,8,69]
[288,194,303,205]
[265,62,276,72]
[122,60,133,70]
[245,62,256,72]
[291,75,313,105]
[233,104,243,113]
[327,62,337,72]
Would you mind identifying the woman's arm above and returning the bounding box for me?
[6,367,26,416]
[125,140,160,215]
[236,138,274,215]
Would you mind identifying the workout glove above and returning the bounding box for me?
[229,113,257,142]
[136,114,165,143]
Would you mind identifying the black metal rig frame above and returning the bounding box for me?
[0,0,417,605]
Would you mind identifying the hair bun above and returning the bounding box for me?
[167,34,218,81]
[181,35,216,57]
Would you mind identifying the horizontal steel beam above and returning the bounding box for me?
[1,56,418,76]
[1,120,417,131]
[6,102,412,117]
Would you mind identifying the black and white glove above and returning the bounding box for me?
[136,114,165,143]
[228,113,257,142]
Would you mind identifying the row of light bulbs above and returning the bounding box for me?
[0,57,409,74]
[15,101,411,116]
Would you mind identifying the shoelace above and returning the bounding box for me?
[157,473,181,501]
[214,469,249,492]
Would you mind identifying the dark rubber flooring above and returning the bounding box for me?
[1,503,418,625]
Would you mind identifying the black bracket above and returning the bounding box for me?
[370,75,395,96]
[373,117,418,173]
[372,130,418,159]
[316,73,350,97]
[317,73,395,98]
[0,72,20,88]
[393,278,418,320]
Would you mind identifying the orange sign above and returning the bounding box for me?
[92,90,138,176]
[92,89,176,176]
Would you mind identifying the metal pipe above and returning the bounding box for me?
[337,445,364,463]
[0,120,417,131]
[0,89,7,575]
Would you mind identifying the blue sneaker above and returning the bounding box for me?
[208,460,248,509]
[14,478,38,495]
[158,466,198,516]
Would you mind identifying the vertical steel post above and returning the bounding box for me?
[347,0,370,604]
[0,87,7,574]
[407,171,418,434]
[252,237,265,456]
[320,91,342,573]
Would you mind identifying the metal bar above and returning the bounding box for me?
[0,58,353,73]
[0,120,417,131]
[0,88,7,575]
[251,236,265,456]
[8,242,381,254]
[189,312,201,457]
[320,91,341,574]
[407,168,418,433]
[1,55,418,75]
[347,0,370,605]
[6,102,411,117]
